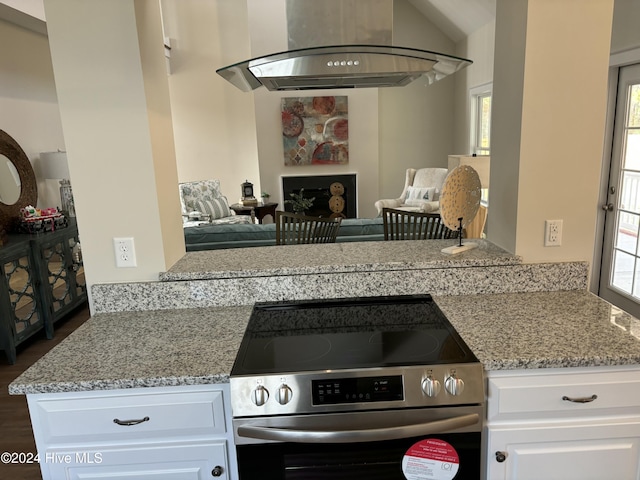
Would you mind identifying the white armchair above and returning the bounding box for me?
[374,168,449,216]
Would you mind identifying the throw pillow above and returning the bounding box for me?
[196,196,231,220]
[404,186,437,206]
[179,179,222,216]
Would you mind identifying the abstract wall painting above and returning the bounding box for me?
[281,96,349,166]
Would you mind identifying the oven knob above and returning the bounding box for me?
[251,385,269,406]
[421,376,441,397]
[276,384,293,405]
[445,373,465,396]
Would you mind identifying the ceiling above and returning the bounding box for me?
[408,0,497,43]
[0,0,496,44]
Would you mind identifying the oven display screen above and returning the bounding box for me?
[312,376,404,405]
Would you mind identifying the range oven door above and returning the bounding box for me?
[234,405,483,480]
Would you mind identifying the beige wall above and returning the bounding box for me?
[44,0,181,297]
[161,0,260,203]
[135,0,184,270]
[489,0,614,265]
[378,0,458,202]
[246,0,382,218]
[611,0,640,54]
[452,20,495,155]
[0,18,66,209]
[162,0,457,218]
[1,0,631,300]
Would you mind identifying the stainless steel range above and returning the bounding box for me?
[230,295,485,480]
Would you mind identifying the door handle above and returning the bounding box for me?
[237,413,479,443]
[602,203,614,211]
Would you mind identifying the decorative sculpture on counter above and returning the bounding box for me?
[439,165,482,255]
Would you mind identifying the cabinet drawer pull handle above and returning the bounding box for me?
[562,394,597,403]
[113,416,150,426]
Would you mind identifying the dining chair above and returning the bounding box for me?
[382,207,458,240]
[275,211,343,245]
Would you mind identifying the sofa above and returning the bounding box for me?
[184,217,384,251]
[179,179,252,226]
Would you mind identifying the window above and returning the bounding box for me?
[470,84,492,155]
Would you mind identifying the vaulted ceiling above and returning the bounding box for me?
[408,0,496,43]
[1,0,496,44]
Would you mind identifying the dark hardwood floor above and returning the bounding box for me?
[0,305,90,480]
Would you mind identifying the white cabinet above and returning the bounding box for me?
[486,366,640,480]
[27,384,237,480]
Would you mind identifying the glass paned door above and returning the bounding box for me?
[600,64,640,316]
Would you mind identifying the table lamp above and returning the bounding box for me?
[39,151,75,217]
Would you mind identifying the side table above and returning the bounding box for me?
[229,202,278,224]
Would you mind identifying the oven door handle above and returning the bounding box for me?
[237,413,480,444]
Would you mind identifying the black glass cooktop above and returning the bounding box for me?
[231,295,477,376]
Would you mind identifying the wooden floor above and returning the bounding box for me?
[0,305,90,480]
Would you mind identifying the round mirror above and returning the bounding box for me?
[0,130,37,231]
[0,154,21,205]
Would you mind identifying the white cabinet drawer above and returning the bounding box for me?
[43,440,229,480]
[487,367,640,423]
[31,388,226,445]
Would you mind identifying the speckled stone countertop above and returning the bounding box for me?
[160,239,521,281]
[11,290,640,395]
[436,290,640,370]
[9,306,251,395]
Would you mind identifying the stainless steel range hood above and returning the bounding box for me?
[216,0,472,92]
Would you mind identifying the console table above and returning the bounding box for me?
[229,202,278,224]
[0,221,86,364]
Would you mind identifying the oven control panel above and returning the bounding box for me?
[312,376,403,405]
[230,363,484,417]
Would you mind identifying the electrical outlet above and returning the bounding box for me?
[544,220,563,247]
[113,237,137,267]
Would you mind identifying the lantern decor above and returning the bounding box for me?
[241,180,258,206]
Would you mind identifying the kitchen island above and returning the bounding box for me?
[9,239,640,479]
[9,290,640,394]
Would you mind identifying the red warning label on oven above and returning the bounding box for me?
[401,438,460,480]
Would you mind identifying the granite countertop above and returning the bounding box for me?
[10,290,640,395]
[9,306,252,395]
[160,239,521,281]
[435,290,640,370]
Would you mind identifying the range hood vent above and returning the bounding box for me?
[217,44,471,92]
[216,0,472,92]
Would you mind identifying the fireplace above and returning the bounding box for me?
[282,174,357,218]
